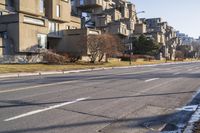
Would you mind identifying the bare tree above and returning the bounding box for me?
[87,34,123,63]
[87,35,101,63]
[98,34,123,62]
[42,50,68,64]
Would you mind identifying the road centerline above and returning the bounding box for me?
[4,97,90,122]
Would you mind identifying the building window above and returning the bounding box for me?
[49,21,59,33]
[37,34,47,49]
[56,5,60,17]
[39,0,44,13]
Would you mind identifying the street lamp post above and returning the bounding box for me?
[129,11,145,65]
[129,43,133,65]
[129,51,133,65]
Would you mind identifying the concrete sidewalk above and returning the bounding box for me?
[0,61,199,79]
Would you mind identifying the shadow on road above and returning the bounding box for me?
[0,110,193,133]
[0,90,195,109]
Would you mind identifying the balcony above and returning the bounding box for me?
[108,22,129,36]
[122,19,135,30]
[105,9,121,21]
[134,23,147,34]
[76,0,103,9]
[95,15,111,27]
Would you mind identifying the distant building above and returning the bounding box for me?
[176,31,195,45]
[73,0,146,46]
[196,36,200,43]
[141,18,180,60]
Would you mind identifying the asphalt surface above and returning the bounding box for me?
[0,62,200,133]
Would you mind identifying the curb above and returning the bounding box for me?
[0,61,199,79]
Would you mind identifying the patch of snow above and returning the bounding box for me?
[188,107,200,123]
[162,129,182,133]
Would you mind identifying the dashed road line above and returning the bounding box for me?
[0,70,157,94]
[145,78,159,82]
[4,97,90,122]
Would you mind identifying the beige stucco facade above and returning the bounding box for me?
[134,23,147,34]
[108,21,129,36]
[0,0,6,10]
[19,15,48,52]
[51,28,101,55]
[0,0,81,57]
[45,0,71,22]
[0,13,48,53]
[15,0,45,17]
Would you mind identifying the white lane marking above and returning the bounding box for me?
[0,70,157,94]
[0,67,181,95]
[140,78,180,94]
[145,78,159,82]
[4,97,90,122]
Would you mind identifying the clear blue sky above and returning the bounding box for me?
[131,0,200,39]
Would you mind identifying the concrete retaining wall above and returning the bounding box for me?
[0,55,43,64]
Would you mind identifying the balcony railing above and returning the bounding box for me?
[48,31,63,38]
[108,22,129,36]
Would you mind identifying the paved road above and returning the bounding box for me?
[0,62,200,133]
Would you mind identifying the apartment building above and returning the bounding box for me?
[134,23,147,34]
[141,18,180,60]
[73,0,143,42]
[165,26,180,60]
[0,0,46,55]
[176,31,196,45]
[0,0,147,63]
[0,0,81,59]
